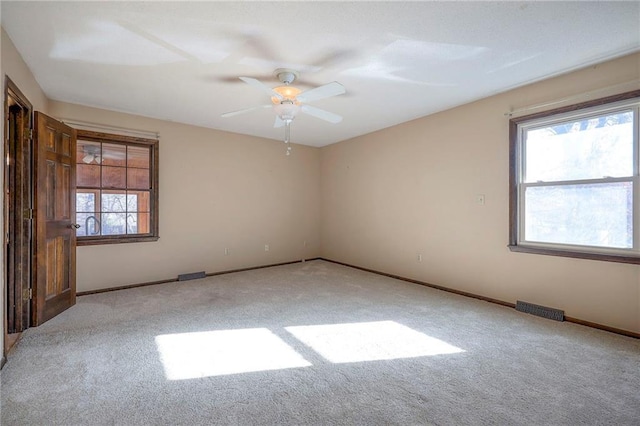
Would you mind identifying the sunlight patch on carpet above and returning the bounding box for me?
[155,328,311,380]
[285,320,465,363]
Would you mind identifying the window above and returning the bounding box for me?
[509,90,640,264]
[75,130,159,245]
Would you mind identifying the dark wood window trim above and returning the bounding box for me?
[75,130,159,246]
[509,89,640,265]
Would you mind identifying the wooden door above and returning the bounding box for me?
[33,112,77,325]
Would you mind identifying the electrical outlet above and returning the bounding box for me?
[224,248,230,256]
[476,194,486,205]
[264,244,269,252]
[303,240,307,247]
[418,254,423,262]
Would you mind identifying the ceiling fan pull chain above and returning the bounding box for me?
[284,121,290,143]
[285,122,292,156]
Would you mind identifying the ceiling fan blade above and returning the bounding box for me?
[118,20,200,63]
[242,34,284,67]
[239,77,283,100]
[102,153,126,160]
[300,105,343,124]
[274,115,286,128]
[296,82,346,103]
[221,104,271,118]
[309,49,355,70]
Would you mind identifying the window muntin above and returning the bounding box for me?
[510,91,640,263]
[75,130,158,245]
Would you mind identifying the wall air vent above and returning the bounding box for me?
[178,271,206,281]
[516,300,564,322]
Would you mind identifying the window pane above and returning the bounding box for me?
[101,143,126,167]
[77,164,100,187]
[128,191,150,212]
[102,192,127,213]
[525,111,633,182]
[128,212,150,234]
[101,213,127,236]
[524,182,632,248]
[76,192,95,213]
[102,166,126,188]
[76,213,101,237]
[127,193,138,212]
[128,168,150,189]
[128,146,150,169]
[77,140,101,164]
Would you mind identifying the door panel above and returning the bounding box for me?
[60,164,71,218]
[45,235,70,298]
[46,161,56,218]
[33,112,77,325]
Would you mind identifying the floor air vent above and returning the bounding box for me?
[515,301,564,322]
[178,271,206,281]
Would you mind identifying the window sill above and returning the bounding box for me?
[508,244,640,265]
[77,235,159,246]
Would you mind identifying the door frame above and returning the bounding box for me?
[3,77,34,360]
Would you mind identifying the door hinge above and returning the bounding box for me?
[24,208,33,220]
[29,129,33,140]
[22,288,32,300]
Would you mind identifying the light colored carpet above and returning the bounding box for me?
[1,260,639,425]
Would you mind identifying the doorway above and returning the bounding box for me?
[4,78,33,354]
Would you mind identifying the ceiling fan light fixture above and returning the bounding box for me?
[273,102,301,122]
[82,152,103,164]
[271,85,301,104]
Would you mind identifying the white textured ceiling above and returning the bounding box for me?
[2,1,639,147]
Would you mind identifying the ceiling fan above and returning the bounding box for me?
[79,143,126,164]
[222,69,346,155]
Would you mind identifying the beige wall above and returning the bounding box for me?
[1,28,51,359]
[320,52,640,334]
[49,101,322,292]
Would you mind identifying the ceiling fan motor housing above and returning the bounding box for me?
[275,68,299,85]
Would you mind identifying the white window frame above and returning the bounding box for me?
[509,90,640,264]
